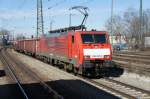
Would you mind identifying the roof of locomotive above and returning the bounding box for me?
[49,25,86,33]
[71,30,108,33]
[45,30,108,38]
[47,25,108,37]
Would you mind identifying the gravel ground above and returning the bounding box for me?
[0,60,14,85]
[12,50,120,99]
[113,60,150,76]
[112,51,150,91]
[0,76,14,85]
[112,71,150,91]
[5,51,38,84]
[0,61,4,70]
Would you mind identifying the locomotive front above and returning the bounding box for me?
[73,31,112,75]
[81,32,112,60]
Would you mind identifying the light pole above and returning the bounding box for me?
[69,13,72,27]
[50,20,54,31]
[12,27,16,41]
[111,0,114,46]
[139,0,143,48]
[48,5,55,31]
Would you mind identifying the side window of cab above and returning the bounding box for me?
[72,36,74,44]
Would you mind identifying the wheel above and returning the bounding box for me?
[73,67,78,76]
[64,64,67,71]
[68,64,73,72]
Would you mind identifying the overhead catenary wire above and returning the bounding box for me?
[48,0,67,9]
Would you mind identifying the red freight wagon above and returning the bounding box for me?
[24,39,39,55]
[14,39,39,55]
[17,40,25,52]
[13,41,19,51]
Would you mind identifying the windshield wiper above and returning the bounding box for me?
[84,42,94,44]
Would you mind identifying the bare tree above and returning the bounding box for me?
[105,15,127,46]
[143,9,150,36]
[16,34,25,40]
[105,8,150,49]
[0,29,10,35]
[123,8,141,48]
[105,15,124,36]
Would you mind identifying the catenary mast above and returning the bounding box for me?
[37,0,44,38]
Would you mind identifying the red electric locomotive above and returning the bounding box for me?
[37,25,112,75]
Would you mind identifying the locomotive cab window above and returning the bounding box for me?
[72,36,74,43]
[81,34,106,44]
[94,34,106,43]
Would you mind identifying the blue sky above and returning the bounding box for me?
[0,0,150,37]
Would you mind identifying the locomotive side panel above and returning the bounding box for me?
[68,32,83,67]
[38,37,49,54]
[47,34,69,62]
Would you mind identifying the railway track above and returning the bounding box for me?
[113,56,150,65]
[113,51,150,76]
[114,51,150,56]
[78,76,150,99]
[114,53,150,60]
[114,60,150,71]
[0,48,63,99]
[92,78,150,99]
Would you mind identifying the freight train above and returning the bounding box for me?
[14,26,112,76]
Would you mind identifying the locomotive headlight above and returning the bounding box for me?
[75,55,78,58]
[84,55,90,58]
[104,55,110,59]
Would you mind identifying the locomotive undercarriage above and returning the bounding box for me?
[17,51,112,77]
[80,60,112,77]
[35,54,112,77]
